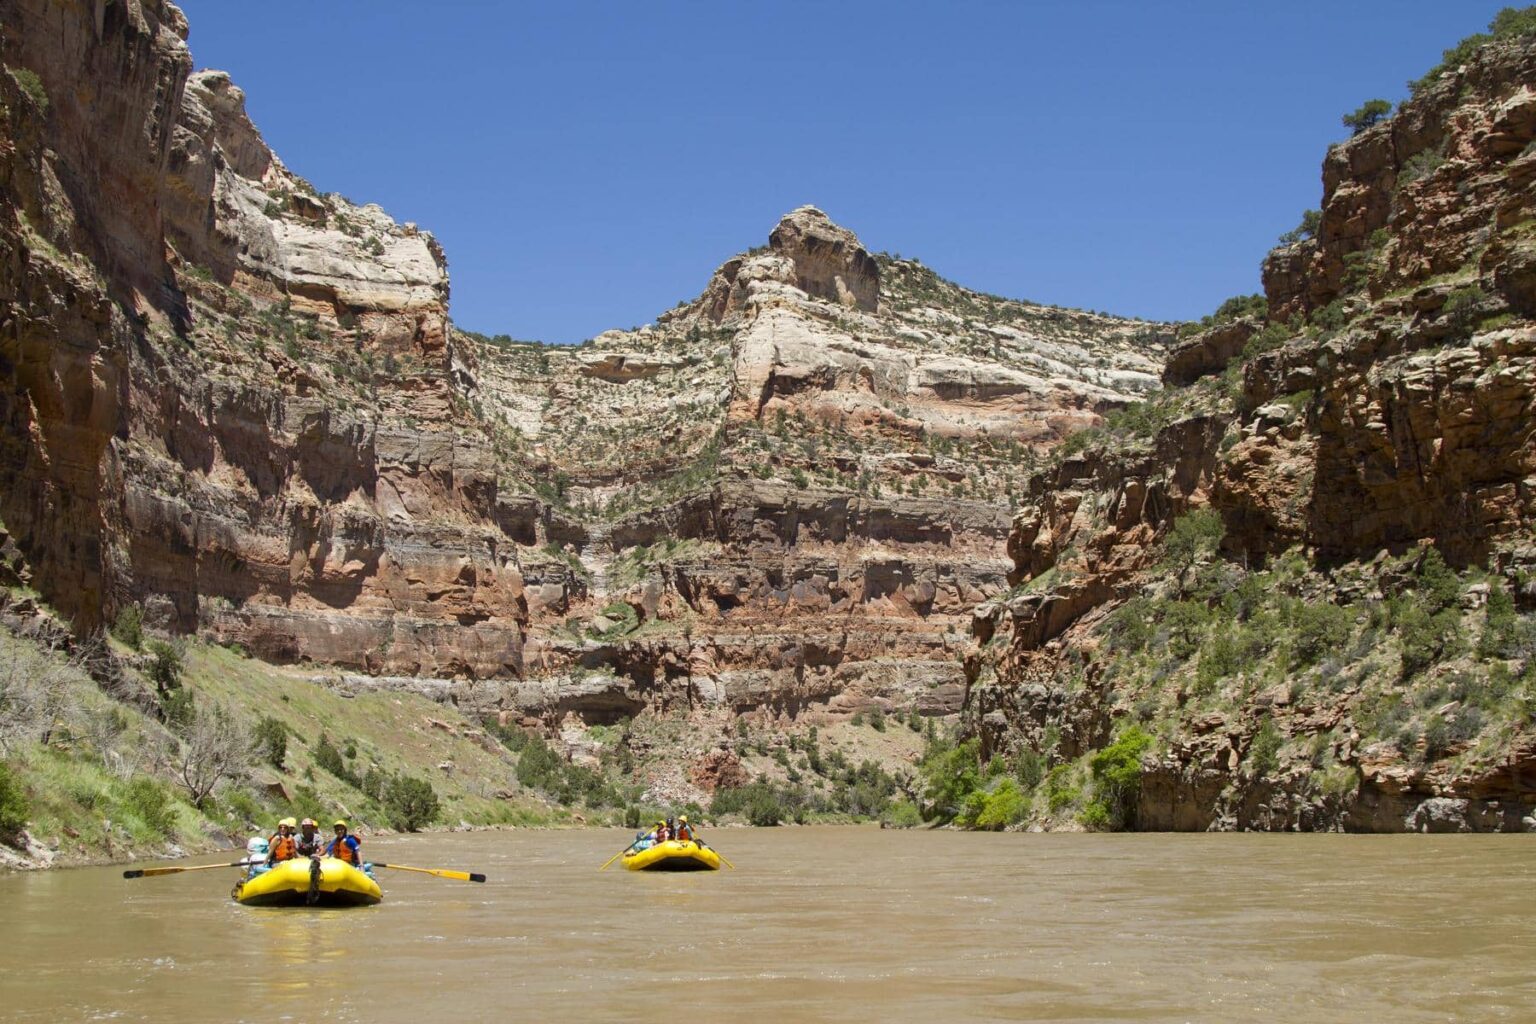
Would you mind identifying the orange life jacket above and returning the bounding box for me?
[268,833,297,862]
[676,823,695,842]
[327,835,360,865]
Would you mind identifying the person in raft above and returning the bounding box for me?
[325,820,373,877]
[244,836,273,879]
[675,815,696,843]
[267,817,299,865]
[293,818,325,858]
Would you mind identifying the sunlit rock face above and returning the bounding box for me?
[971,36,1536,834]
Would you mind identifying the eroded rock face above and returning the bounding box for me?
[0,0,1171,756]
[0,1,521,668]
[972,37,1536,832]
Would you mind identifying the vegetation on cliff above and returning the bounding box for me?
[963,16,1536,832]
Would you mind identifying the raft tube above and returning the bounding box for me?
[232,857,382,907]
[621,840,721,872]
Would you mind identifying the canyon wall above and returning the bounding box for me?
[0,2,1169,801]
[970,36,1536,832]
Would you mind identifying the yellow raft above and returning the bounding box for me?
[621,840,721,872]
[232,857,382,907]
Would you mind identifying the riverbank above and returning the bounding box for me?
[0,603,586,872]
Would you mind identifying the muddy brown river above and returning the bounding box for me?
[0,827,1531,1022]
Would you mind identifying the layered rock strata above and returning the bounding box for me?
[0,2,1170,797]
[971,36,1536,832]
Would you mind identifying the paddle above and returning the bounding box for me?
[371,862,486,883]
[599,841,639,871]
[123,859,259,879]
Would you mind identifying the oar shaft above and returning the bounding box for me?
[599,844,636,871]
[123,859,257,879]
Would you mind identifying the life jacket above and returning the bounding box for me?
[676,823,695,842]
[656,826,671,843]
[294,832,324,857]
[269,833,297,862]
[327,835,360,865]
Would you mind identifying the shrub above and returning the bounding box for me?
[384,774,440,831]
[1087,726,1154,829]
[1164,600,1212,660]
[710,781,790,826]
[360,766,388,801]
[10,67,47,112]
[1292,602,1352,668]
[1107,597,1155,653]
[1342,99,1393,135]
[1441,286,1489,336]
[0,760,28,841]
[110,605,144,650]
[1410,6,1536,95]
[1014,747,1045,791]
[972,779,1028,830]
[919,737,981,821]
[1279,209,1322,245]
[881,798,923,828]
[253,716,287,769]
[1398,149,1447,186]
[313,733,359,787]
[1412,548,1462,614]
[1162,509,1225,585]
[160,686,195,731]
[1248,717,1283,777]
[121,777,177,838]
[1044,765,1080,813]
[1311,299,1349,332]
[1479,583,1536,659]
[1079,800,1112,830]
[1196,631,1241,693]
[1397,605,1462,679]
[145,639,183,692]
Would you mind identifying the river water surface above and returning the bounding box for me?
[0,828,1531,1022]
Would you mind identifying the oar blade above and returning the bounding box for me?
[122,869,144,879]
[469,872,486,883]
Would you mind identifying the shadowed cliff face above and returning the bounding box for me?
[0,0,522,673]
[971,36,1536,834]
[0,0,1169,800]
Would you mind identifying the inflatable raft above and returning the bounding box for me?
[621,840,721,872]
[232,857,382,907]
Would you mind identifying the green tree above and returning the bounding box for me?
[1162,509,1225,588]
[0,760,28,841]
[110,604,144,650]
[253,716,287,769]
[1086,726,1154,830]
[384,775,440,831]
[1342,99,1393,135]
[1279,208,1322,245]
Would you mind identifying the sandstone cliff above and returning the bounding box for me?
[968,32,1536,833]
[0,3,1169,807]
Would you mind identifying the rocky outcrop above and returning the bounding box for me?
[0,0,522,666]
[971,34,1536,832]
[0,0,1174,789]
[1162,318,1258,386]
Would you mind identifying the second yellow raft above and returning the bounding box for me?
[621,840,721,872]
[232,857,382,907]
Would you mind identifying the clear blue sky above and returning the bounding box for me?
[175,1,1508,342]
